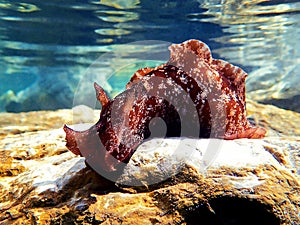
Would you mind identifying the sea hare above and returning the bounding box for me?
[64,39,266,171]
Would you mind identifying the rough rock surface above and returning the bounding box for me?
[247,64,300,113]
[0,102,299,225]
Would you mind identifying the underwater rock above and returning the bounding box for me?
[247,64,300,113]
[115,138,299,188]
[0,105,299,224]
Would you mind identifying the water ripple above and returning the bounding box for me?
[0,0,299,112]
[0,2,40,13]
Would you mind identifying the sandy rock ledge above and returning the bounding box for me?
[0,102,299,225]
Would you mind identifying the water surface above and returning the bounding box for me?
[0,0,299,112]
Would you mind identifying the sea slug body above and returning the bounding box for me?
[64,39,266,171]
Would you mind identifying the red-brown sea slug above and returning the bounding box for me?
[64,39,266,172]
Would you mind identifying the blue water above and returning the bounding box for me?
[0,0,299,112]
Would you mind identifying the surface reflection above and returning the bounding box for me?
[96,10,139,23]
[0,2,40,13]
[0,0,299,112]
[96,0,140,9]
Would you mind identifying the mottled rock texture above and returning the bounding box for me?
[0,102,299,225]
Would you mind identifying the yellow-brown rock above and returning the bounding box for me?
[0,102,299,225]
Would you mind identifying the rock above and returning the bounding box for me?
[72,105,99,124]
[0,102,299,224]
[247,65,300,113]
[116,138,299,188]
[0,107,100,139]
[246,99,300,137]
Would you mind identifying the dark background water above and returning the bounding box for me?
[0,0,299,112]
